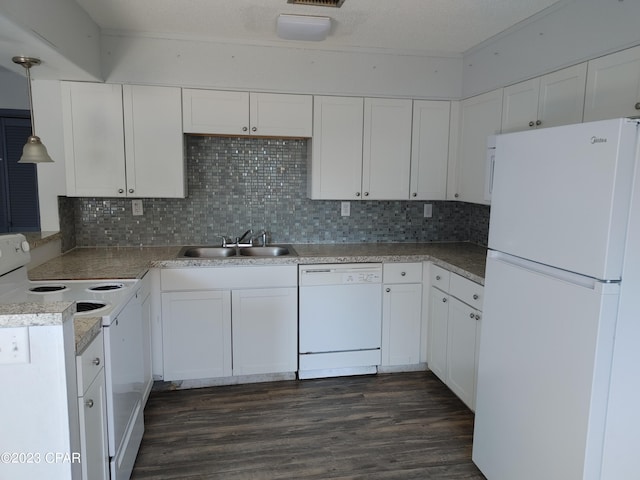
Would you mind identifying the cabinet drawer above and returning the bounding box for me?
[430,264,451,290]
[450,273,483,310]
[76,330,104,395]
[383,262,422,283]
[161,265,297,291]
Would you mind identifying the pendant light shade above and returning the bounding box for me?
[19,135,53,164]
[12,56,53,163]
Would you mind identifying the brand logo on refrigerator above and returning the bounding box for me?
[590,136,607,144]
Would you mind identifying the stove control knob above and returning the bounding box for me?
[21,241,30,252]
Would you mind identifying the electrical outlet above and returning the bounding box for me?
[0,327,30,364]
[341,201,351,217]
[424,203,433,218]
[132,199,144,216]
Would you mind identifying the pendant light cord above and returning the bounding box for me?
[25,64,36,135]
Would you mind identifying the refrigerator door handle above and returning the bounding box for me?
[488,250,619,292]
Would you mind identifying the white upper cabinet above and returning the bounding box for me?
[449,88,503,205]
[182,89,248,135]
[62,82,127,197]
[250,93,313,137]
[410,100,451,200]
[362,97,413,200]
[309,96,364,200]
[584,45,640,122]
[62,82,185,198]
[501,63,587,133]
[309,96,414,200]
[123,85,186,198]
[537,64,587,129]
[182,89,312,137]
[501,78,540,133]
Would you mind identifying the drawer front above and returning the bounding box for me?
[430,264,451,291]
[76,330,104,395]
[161,265,297,291]
[450,273,483,310]
[383,262,422,283]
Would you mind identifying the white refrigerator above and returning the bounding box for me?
[472,118,640,480]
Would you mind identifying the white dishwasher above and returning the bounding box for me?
[298,263,383,379]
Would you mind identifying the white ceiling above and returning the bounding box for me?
[74,0,563,55]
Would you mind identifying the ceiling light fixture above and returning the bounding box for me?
[277,14,331,41]
[12,56,53,163]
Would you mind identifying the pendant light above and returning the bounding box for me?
[12,56,53,163]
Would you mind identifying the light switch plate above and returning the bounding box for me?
[341,201,351,217]
[132,199,144,216]
[424,204,433,218]
[0,327,30,364]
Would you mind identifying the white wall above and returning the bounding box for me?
[0,69,28,110]
[462,0,640,98]
[101,34,463,99]
[32,80,67,231]
[0,0,101,81]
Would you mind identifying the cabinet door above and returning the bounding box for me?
[382,283,423,366]
[410,101,450,200]
[584,45,640,122]
[363,98,413,200]
[428,286,449,382]
[161,290,232,381]
[62,82,126,197]
[452,89,502,204]
[537,63,587,129]
[250,93,312,137]
[140,286,153,405]
[78,369,109,480]
[182,89,249,134]
[446,296,479,410]
[501,78,540,133]
[231,287,298,376]
[309,96,364,200]
[123,85,185,198]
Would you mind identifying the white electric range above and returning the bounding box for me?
[0,234,146,480]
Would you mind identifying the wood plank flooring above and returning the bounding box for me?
[131,372,486,479]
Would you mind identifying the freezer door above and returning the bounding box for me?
[473,251,620,480]
[489,118,638,280]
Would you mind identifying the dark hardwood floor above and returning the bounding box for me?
[131,372,486,479]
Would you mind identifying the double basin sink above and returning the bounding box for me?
[177,245,295,258]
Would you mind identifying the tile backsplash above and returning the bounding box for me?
[60,136,489,248]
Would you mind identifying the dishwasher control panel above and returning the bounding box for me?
[299,263,383,286]
[343,271,381,284]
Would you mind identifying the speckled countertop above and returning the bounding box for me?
[24,241,487,351]
[74,316,103,353]
[29,241,487,282]
[0,301,75,327]
[21,231,62,249]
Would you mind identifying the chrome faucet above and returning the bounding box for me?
[236,229,253,247]
[252,230,268,246]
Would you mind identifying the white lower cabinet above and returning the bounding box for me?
[427,264,483,410]
[381,263,423,367]
[231,287,298,376]
[161,290,232,381]
[76,331,109,480]
[160,266,297,382]
[446,296,481,409]
[140,273,153,405]
[428,285,449,381]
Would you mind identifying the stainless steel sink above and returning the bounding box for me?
[178,246,237,258]
[177,244,295,258]
[239,246,292,256]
